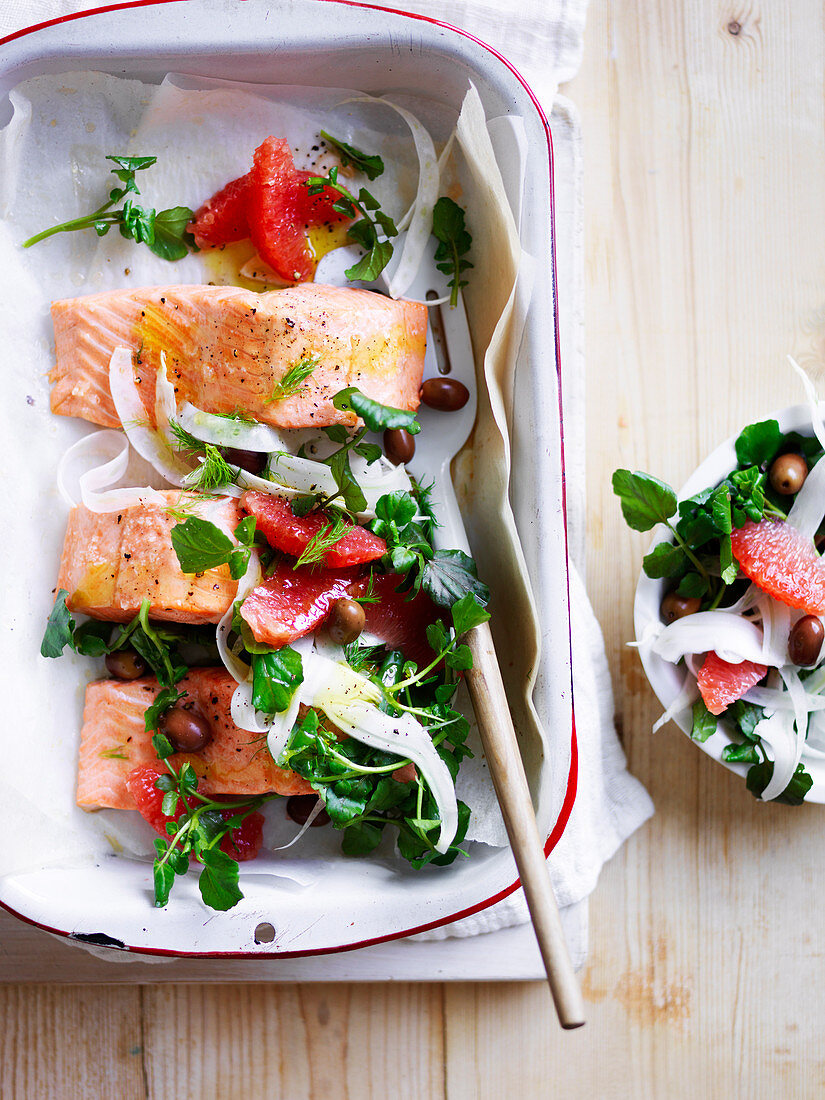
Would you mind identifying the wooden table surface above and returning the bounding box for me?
[5,1,825,1095]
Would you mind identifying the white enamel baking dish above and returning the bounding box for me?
[0,0,576,958]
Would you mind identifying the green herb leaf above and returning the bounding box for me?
[251,648,304,714]
[722,741,761,763]
[422,549,490,609]
[305,167,397,282]
[432,196,473,307]
[150,205,196,261]
[451,592,491,635]
[267,354,321,403]
[198,848,244,911]
[642,541,688,580]
[676,572,709,598]
[735,419,783,468]
[294,510,351,568]
[171,516,235,574]
[691,698,717,743]
[341,820,384,855]
[332,386,421,435]
[320,130,385,180]
[145,690,186,735]
[746,761,813,805]
[153,857,176,907]
[612,469,677,532]
[181,443,239,493]
[151,732,175,760]
[40,590,75,658]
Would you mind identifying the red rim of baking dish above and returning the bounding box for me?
[0,0,579,959]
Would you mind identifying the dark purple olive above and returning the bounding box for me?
[661,591,701,624]
[287,795,330,827]
[769,453,808,495]
[105,649,147,680]
[221,447,266,475]
[420,377,470,411]
[788,615,825,666]
[160,705,214,753]
[383,427,415,465]
[327,597,366,645]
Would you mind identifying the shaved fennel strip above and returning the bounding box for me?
[216,551,261,684]
[56,430,168,513]
[757,709,804,801]
[652,611,768,666]
[269,800,326,850]
[788,356,825,452]
[786,448,825,539]
[176,401,289,452]
[652,668,699,733]
[108,347,189,486]
[350,95,440,299]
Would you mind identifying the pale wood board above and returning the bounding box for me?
[5,0,825,1095]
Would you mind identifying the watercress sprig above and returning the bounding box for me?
[304,166,397,281]
[170,515,257,580]
[432,197,473,308]
[320,131,385,181]
[23,154,195,261]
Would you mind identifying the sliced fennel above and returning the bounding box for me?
[57,429,167,513]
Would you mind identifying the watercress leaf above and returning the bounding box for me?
[431,197,473,306]
[320,130,385,180]
[40,590,76,658]
[154,773,175,793]
[327,448,367,513]
[612,469,677,532]
[691,698,717,743]
[251,647,304,714]
[728,700,763,741]
[722,742,761,763]
[735,419,783,468]
[198,848,244,911]
[170,516,234,574]
[151,731,175,759]
[72,619,113,657]
[341,821,384,856]
[161,791,179,817]
[353,441,383,464]
[345,239,394,282]
[422,550,490,610]
[153,837,168,857]
[451,592,491,635]
[719,537,738,586]
[676,572,709,598]
[446,644,473,671]
[389,545,419,573]
[150,205,195,261]
[322,777,372,825]
[375,491,417,527]
[153,857,175,907]
[169,847,190,876]
[710,486,732,535]
[332,386,421,434]
[179,762,199,791]
[642,541,688,579]
[426,621,448,653]
[323,424,350,445]
[229,547,251,581]
[145,690,186,735]
[746,761,813,805]
[119,199,155,245]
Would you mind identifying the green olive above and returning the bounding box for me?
[327,597,366,645]
[769,453,808,495]
[661,591,701,624]
[104,649,147,681]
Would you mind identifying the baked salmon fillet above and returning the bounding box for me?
[50,282,427,429]
[77,668,313,809]
[57,491,240,624]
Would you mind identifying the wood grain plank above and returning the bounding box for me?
[0,985,145,1100]
[140,984,445,1100]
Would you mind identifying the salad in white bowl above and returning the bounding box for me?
[622,370,825,804]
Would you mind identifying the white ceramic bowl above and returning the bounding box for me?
[634,402,825,801]
[0,0,576,957]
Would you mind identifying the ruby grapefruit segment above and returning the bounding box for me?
[730,519,825,613]
[697,651,768,715]
[241,491,386,567]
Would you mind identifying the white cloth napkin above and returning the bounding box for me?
[0,0,654,963]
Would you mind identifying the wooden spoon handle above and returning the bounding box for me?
[466,620,585,1029]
